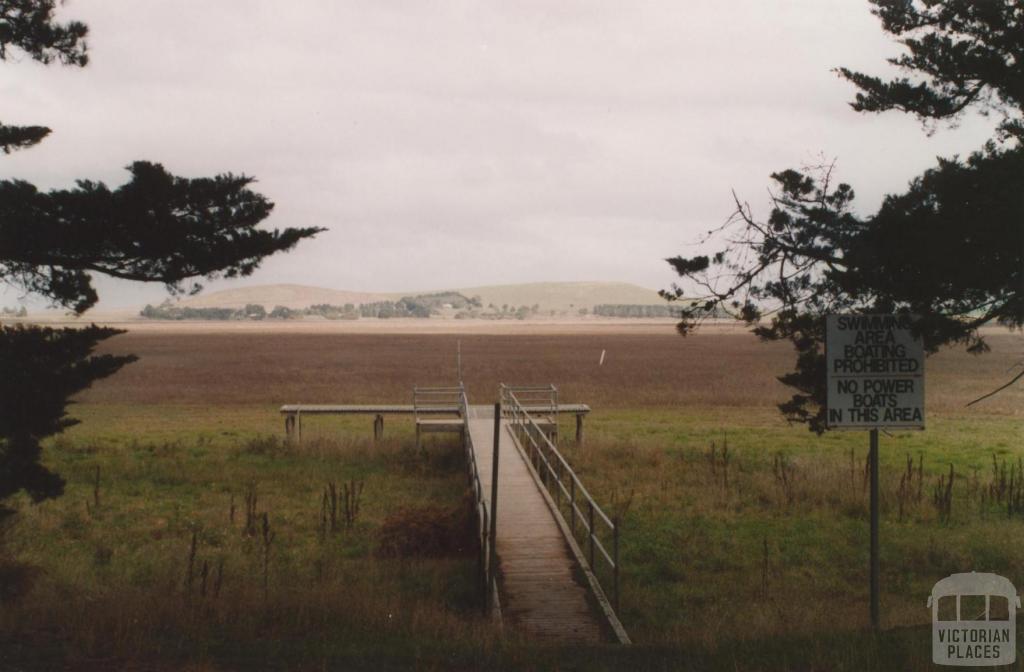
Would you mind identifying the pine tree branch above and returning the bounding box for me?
[0,122,51,153]
[966,368,1024,408]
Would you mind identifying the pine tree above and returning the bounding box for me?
[0,1,322,513]
[663,0,1023,432]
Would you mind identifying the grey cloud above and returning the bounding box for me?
[0,0,996,308]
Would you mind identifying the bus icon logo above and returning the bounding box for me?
[929,572,1019,666]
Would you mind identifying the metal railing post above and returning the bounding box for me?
[481,509,488,612]
[613,516,620,613]
[536,436,543,475]
[570,478,576,534]
[588,500,595,569]
[488,402,501,599]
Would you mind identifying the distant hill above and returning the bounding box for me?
[172,281,666,312]
[457,282,663,311]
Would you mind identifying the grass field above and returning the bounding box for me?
[1,325,1021,670]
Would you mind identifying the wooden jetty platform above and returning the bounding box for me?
[280,399,591,442]
[466,404,605,643]
[278,384,625,644]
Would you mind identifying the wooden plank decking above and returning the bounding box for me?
[277,396,609,640]
[280,403,593,442]
[466,405,604,644]
[279,403,591,415]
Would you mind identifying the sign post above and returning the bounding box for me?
[870,427,879,628]
[826,314,925,630]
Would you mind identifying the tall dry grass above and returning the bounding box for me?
[556,426,1024,647]
[0,433,498,668]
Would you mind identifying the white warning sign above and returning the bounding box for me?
[826,314,924,429]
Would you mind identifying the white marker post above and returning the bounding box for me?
[826,314,925,630]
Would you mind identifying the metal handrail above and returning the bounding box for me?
[414,384,464,422]
[501,387,620,614]
[499,383,557,442]
[458,389,494,612]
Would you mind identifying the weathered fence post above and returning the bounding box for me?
[373,414,384,441]
[576,413,585,445]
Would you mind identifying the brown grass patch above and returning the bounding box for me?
[376,494,476,558]
[83,329,1022,414]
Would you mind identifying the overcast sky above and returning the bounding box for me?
[2,0,995,309]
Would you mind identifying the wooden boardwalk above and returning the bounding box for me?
[466,405,604,644]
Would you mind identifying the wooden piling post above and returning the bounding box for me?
[576,413,585,445]
[373,414,384,441]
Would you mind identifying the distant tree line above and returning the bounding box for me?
[141,299,703,321]
[593,303,729,319]
[458,302,541,320]
[409,292,482,310]
[592,304,681,318]
[358,299,430,319]
[140,292,486,320]
[140,302,271,320]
